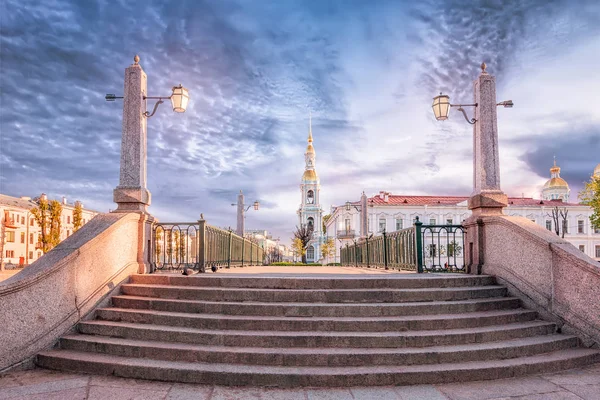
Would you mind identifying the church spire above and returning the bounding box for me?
[308,112,313,143]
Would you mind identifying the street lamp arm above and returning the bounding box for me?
[450,105,477,125]
[143,99,165,118]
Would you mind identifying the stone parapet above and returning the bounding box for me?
[467,215,600,347]
[0,213,143,371]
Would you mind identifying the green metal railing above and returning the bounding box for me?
[340,226,417,271]
[340,217,466,273]
[152,217,264,273]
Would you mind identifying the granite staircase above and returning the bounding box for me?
[36,274,600,387]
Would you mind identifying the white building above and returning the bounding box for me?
[296,118,325,263]
[0,193,99,268]
[325,163,600,263]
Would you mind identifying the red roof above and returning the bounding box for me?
[361,194,585,207]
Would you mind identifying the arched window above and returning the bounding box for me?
[307,245,315,261]
[307,217,314,231]
[307,190,314,204]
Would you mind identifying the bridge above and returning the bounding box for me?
[0,57,598,389]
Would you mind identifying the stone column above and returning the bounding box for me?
[112,55,153,274]
[467,63,507,216]
[360,192,368,238]
[113,55,151,213]
[236,191,244,237]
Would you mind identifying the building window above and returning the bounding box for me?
[21,216,25,224]
[307,245,315,260]
[6,231,15,243]
[20,232,25,243]
[67,230,71,237]
[446,218,453,225]
[306,190,314,204]
[37,251,41,258]
[578,245,585,252]
[6,250,14,258]
[428,244,437,257]
[379,218,386,232]
[429,218,436,225]
[578,220,584,234]
[344,218,351,232]
[396,219,403,231]
[30,233,34,244]
[30,218,34,226]
[596,227,600,234]
[546,220,552,231]
[29,251,33,260]
[596,245,600,258]
[67,216,71,224]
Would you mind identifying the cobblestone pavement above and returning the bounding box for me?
[1,363,599,400]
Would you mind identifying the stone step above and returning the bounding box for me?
[131,274,497,289]
[59,334,579,367]
[111,295,522,317]
[36,348,600,387]
[96,307,538,332]
[77,320,556,348]
[119,284,508,303]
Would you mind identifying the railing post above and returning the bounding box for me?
[241,237,245,267]
[383,230,388,270]
[415,217,424,273]
[227,229,232,268]
[365,236,370,268]
[197,215,206,273]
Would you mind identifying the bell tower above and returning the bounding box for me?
[297,115,323,262]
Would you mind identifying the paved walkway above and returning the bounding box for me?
[1,364,599,399]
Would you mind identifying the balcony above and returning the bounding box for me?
[337,229,356,239]
[3,218,17,229]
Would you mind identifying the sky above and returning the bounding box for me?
[1,0,599,245]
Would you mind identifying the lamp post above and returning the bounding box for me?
[106,55,189,213]
[106,55,189,272]
[232,190,259,237]
[432,62,513,217]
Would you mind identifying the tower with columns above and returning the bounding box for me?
[297,117,324,262]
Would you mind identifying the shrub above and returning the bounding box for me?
[270,262,323,266]
[326,263,341,266]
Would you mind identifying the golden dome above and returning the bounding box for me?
[306,143,315,154]
[543,177,569,189]
[302,169,318,181]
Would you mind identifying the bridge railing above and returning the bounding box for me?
[151,217,264,272]
[340,217,466,273]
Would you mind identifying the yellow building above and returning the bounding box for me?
[0,193,99,269]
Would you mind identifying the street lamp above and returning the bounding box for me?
[231,190,259,236]
[432,62,513,217]
[105,56,189,118]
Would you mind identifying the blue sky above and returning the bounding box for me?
[1,0,599,244]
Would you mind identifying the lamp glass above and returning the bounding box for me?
[432,94,450,121]
[253,201,259,211]
[171,85,189,113]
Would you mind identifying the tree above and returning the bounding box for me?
[322,214,331,235]
[291,238,305,263]
[292,225,313,264]
[579,175,600,230]
[547,206,569,238]
[73,202,83,231]
[31,197,62,253]
[155,227,163,262]
[321,237,335,263]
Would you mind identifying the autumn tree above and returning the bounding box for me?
[321,237,335,263]
[31,197,63,253]
[73,201,83,231]
[292,225,313,264]
[155,227,163,261]
[579,174,600,230]
[547,206,569,238]
[291,238,305,263]
[322,214,331,235]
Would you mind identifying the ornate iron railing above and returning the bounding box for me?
[340,217,466,273]
[420,222,466,273]
[152,216,264,272]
